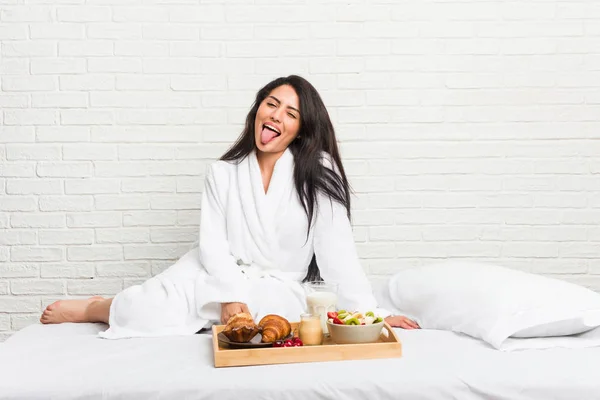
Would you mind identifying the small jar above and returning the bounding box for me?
[299,313,323,346]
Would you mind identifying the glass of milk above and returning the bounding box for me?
[303,281,339,335]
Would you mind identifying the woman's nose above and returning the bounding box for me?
[270,107,283,122]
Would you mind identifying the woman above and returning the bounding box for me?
[40,75,419,338]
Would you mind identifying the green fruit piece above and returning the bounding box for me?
[338,313,349,320]
[373,317,383,324]
[366,311,375,318]
[345,317,360,325]
[337,309,347,314]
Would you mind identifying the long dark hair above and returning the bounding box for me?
[220,75,352,283]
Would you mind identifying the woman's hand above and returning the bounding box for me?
[385,315,420,330]
[220,302,250,324]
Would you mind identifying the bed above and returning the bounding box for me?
[1,322,599,400]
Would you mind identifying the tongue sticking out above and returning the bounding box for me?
[260,127,279,145]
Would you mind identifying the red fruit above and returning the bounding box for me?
[273,340,284,348]
[361,323,365,325]
[284,341,293,347]
[333,317,344,325]
[327,312,338,319]
[294,339,303,346]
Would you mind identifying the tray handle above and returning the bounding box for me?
[381,324,391,338]
[380,322,401,343]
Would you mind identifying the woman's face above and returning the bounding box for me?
[254,84,301,155]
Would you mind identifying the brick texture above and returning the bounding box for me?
[1,1,600,341]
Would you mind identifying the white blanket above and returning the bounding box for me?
[101,149,387,339]
[2,323,600,400]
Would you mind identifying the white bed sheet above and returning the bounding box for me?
[1,323,600,400]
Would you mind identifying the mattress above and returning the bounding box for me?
[1,323,599,400]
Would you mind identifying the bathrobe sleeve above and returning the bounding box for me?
[198,164,249,304]
[313,195,392,318]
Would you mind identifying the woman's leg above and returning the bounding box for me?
[40,248,204,332]
[40,297,113,325]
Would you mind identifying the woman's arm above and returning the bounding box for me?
[198,164,250,307]
[312,193,391,317]
[313,198,419,329]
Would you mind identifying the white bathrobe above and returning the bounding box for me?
[100,149,389,339]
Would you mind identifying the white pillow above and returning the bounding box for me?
[388,262,600,350]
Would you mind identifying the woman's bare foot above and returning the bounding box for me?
[40,296,105,324]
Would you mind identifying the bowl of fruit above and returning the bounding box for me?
[326,310,385,344]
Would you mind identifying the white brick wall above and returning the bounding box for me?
[1,1,600,341]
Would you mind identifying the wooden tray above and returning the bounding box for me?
[212,321,402,368]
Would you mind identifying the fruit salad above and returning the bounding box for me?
[326,310,384,326]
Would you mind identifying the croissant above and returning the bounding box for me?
[258,314,291,343]
[221,312,260,343]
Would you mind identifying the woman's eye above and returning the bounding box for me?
[288,113,297,119]
[267,102,276,107]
